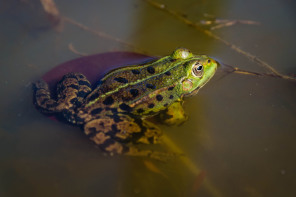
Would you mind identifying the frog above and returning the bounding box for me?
[33,48,218,160]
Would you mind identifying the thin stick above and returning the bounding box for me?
[221,63,279,78]
[210,19,260,30]
[68,43,88,56]
[62,17,148,54]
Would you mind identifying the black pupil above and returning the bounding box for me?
[196,65,203,71]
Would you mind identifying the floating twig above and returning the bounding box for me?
[210,19,260,30]
[221,63,279,78]
[68,43,88,56]
[199,15,260,30]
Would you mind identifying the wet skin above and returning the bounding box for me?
[33,48,218,159]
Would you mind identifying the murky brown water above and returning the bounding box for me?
[1,0,295,197]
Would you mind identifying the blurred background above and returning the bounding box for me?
[0,0,295,196]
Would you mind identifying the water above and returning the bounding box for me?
[1,0,295,196]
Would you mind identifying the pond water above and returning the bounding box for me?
[0,0,295,197]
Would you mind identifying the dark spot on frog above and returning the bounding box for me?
[109,107,118,114]
[75,116,85,125]
[103,96,114,105]
[113,126,130,141]
[148,137,154,144]
[45,103,58,109]
[77,91,87,98]
[91,108,103,115]
[165,71,171,76]
[107,114,122,123]
[168,86,174,91]
[111,124,121,133]
[70,98,78,104]
[148,103,155,108]
[100,138,115,150]
[147,66,155,74]
[130,89,139,97]
[163,103,168,107]
[68,84,79,90]
[146,84,156,89]
[119,103,133,112]
[132,117,147,134]
[40,98,49,105]
[86,127,97,137]
[132,69,140,74]
[169,95,174,99]
[78,80,91,86]
[156,95,163,101]
[114,77,128,84]
[137,108,144,113]
[77,74,85,79]
[160,109,174,121]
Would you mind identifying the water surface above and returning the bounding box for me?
[0,0,295,196]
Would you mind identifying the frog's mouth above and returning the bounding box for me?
[184,86,200,97]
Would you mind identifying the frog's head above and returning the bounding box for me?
[172,48,218,97]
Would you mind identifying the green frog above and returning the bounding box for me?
[33,48,218,159]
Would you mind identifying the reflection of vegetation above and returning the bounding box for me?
[143,0,296,81]
[162,135,223,197]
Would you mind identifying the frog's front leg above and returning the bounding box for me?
[84,115,165,159]
[158,101,188,126]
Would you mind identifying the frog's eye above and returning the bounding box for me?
[192,63,204,78]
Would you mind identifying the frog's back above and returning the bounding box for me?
[84,57,188,116]
[82,48,218,118]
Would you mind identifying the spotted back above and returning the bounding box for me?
[83,55,197,117]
